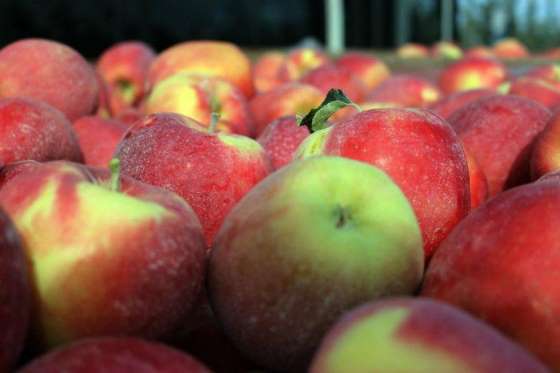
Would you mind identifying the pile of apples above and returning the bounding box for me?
[2,36,560,373]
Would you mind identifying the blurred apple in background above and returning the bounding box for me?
[396,43,429,58]
[277,47,331,82]
[253,51,286,94]
[366,74,441,107]
[465,45,495,59]
[300,65,367,103]
[431,41,463,59]
[429,89,496,120]
[438,57,507,94]
[335,52,390,91]
[493,38,530,59]
[507,77,560,109]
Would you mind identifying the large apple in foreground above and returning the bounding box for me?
[19,337,211,373]
[310,298,547,373]
[0,160,206,348]
[422,179,560,371]
[208,156,424,372]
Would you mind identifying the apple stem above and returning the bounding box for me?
[109,158,121,192]
[298,89,361,133]
[209,112,221,133]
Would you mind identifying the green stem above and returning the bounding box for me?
[109,158,121,192]
[298,89,361,133]
[209,112,221,133]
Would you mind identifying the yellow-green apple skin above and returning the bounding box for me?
[0,161,207,348]
[310,298,548,373]
[208,156,424,372]
[438,57,507,94]
[143,73,254,136]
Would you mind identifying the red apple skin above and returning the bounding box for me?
[422,180,560,371]
[335,52,390,91]
[73,116,129,168]
[310,298,548,373]
[116,113,271,246]
[277,47,331,82]
[366,75,441,108]
[449,95,551,196]
[0,208,30,372]
[465,46,495,59]
[508,77,560,109]
[299,109,470,258]
[250,82,324,136]
[96,41,156,115]
[19,337,211,373]
[300,65,367,103]
[524,64,560,87]
[429,89,496,120]
[253,51,286,94]
[530,110,560,179]
[115,108,144,126]
[438,57,507,94]
[256,116,310,170]
[464,147,489,209]
[0,97,83,166]
[95,71,112,118]
[148,40,254,98]
[0,39,98,121]
[396,43,430,58]
[493,38,530,59]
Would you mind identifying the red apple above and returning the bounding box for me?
[250,82,324,136]
[464,147,489,209]
[256,115,310,170]
[300,64,367,103]
[508,77,560,109]
[524,64,560,88]
[277,47,331,82]
[335,52,390,91]
[0,38,98,121]
[449,95,551,196]
[116,113,271,246]
[115,107,144,125]
[396,43,429,58]
[438,57,507,94]
[0,160,207,347]
[366,74,441,108]
[0,97,83,165]
[493,38,530,59]
[19,337,211,372]
[431,41,463,59]
[253,51,286,94]
[530,110,560,179]
[310,298,548,373]
[465,46,495,59]
[96,41,156,115]
[0,208,30,372]
[148,40,254,98]
[73,116,129,168]
[208,156,424,372]
[422,179,560,371]
[94,71,111,118]
[429,89,496,120]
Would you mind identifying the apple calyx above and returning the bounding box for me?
[334,205,351,228]
[109,158,121,192]
[298,89,360,132]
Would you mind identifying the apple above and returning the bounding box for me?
[96,41,156,115]
[448,95,551,196]
[524,64,560,88]
[73,116,129,168]
[0,38,98,121]
[507,77,560,109]
[543,48,560,59]
[115,108,144,125]
[335,52,390,91]
[253,51,286,94]
[438,57,507,94]
[465,46,495,59]
[208,156,424,372]
[0,207,30,372]
[115,113,271,246]
[422,179,560,371]
[493,38,530,59]
[366,74,441,108]
[464,147,489,209]
[396,43,429,58]
[250,82,324,136]
[147,40,254,98]
[531,110,560,179]
[431,41,463,59]
[0,97,83,165]
[296,93,469,258]
[310,298,548,373]
[19,336,211,372]
[0,160,207,348]
[94,71,112,118]
[429,89,496,120]
[277,47,331,82]
[300,64,367,103]
[143,73,254,136]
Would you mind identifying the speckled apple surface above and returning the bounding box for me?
[429,89,496,120]
[531,110,560,179]
[257,115,309,170]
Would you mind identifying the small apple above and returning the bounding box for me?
[366,74,441,107]
[465,46,495,59]
[253,51,286,94]
[335,52,390,91]
[493,38,530,59]
[438,57,507,94]
[396,43,429,58]
[431,41,463,59]
[300,65,367,103]
[277,47,331,82]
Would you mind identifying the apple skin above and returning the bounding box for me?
[0,161,207,348]
[431,41,463,59]
[422,180,560,371]
[493,38,530,59]
[277,47,331,82]
[465,46,495,59]
[429,89,496,120]
[300,65,368,103]
[524,64,560,88]
[143,73,254,136]
[396,43,429,58]
[310,298,548,373]
[0,207,30,372]
[94,71,112,118]
[253,51,286,94]
[96,41,156,116]
[256,115,310,170]
[116,113,271,246]
[508,77,560,109]
[366,74,441,108]
[0,39,98,121]
[449,95,551,196]
[115,107,144,125]
[296,108,470,259]
[0,97,83,165]
[73,116,129,168]
[335,52,390,91]
[208,156,424,372]
[250,82,324,136]
[438,57,507,94]
[148,40,254,98]
[464,147,489,209]
[530,110,560,179]
[18,337,211,373]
